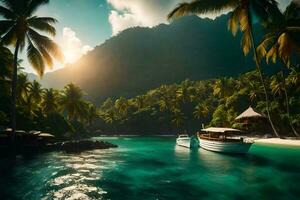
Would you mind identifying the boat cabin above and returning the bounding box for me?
[199,127,243,142]
[177,134,189,138]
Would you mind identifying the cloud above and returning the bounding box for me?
[108,10,143,35]
[107,0,184,35]
[107,0,292,35]
[62,27,93,64]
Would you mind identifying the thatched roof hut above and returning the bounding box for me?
[235,106,265,120]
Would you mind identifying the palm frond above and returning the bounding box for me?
[29,16,57,24]
[257,33,278,61]
[168,0,238,20]
[39,46,53,69]
[1,0,29,16]
[28,28,63,62]
[1,25,17,46]
[266,45,278,64]
[0,20,14,35]
[26,37,45,77]
[277,32,293,66]
[25,0,49,16]
[0,5,16,19]
[28,16,57,36]
[228,6,242,36]
[241,31,251,55]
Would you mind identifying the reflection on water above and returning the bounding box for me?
[0,137,300,200]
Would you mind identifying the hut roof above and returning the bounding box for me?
[235,106,265,120]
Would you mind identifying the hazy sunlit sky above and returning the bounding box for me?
[21,0,292,73]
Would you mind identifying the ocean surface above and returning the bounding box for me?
[0,136,300,200]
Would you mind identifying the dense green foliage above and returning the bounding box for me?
[0,0,299,139]
[0,0,63,140]
[2,68,300,137]
[93,69,300,135]
[0,71,97,139]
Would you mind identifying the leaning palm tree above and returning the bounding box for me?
[0,0,63,140]
[168,0,280,137]
[257,1,300,136]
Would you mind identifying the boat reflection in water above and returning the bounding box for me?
[198,127,254,154]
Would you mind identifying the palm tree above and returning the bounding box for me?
[41,88,60,116]
[16,73,31,104]
[168,0,280,137]
[171,109,186,129]
[86,103,99,125]
[270,73,285,97]
[212,77,234,99]
[59,83,88,121]
[115,97,129,117]
[193,102,210,119]
[0,0,63,140]
[0,44,13,78]
[133,95,146,110]
[100,98,114,110]
[257,1,300,67]
[257,1,300,136]
[0,44,13,95]
[287,65,300,88]
[176,79,193,103]
[28,80,44,104]
[270,72,299,136]
[101,109,115,124]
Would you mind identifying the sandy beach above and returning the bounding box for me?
[254,138,300,147]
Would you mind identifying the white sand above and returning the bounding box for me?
[254,138,300,147]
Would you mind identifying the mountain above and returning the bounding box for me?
[36,14,277,103]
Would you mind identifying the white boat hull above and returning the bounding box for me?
[199,138,253,154]
[176,138,190,148]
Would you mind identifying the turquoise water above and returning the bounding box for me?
[1,136,300,200]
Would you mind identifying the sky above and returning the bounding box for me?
[20,0,292,73]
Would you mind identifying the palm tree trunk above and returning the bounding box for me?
[11,40,20,143]
[280,71,299,137]
[248,30,280,137]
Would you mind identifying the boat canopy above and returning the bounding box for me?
[201,127,242,133]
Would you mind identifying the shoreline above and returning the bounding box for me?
[253,138,300,147]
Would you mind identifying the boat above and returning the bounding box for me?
[197,127,254,154]
[176,134,191,148]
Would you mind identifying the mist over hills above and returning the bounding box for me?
[34,14,277,103]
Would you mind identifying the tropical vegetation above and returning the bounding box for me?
[93,70,300,135]
[0,0,299,139]
[167,0,300,137]
[0,0,63,140]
